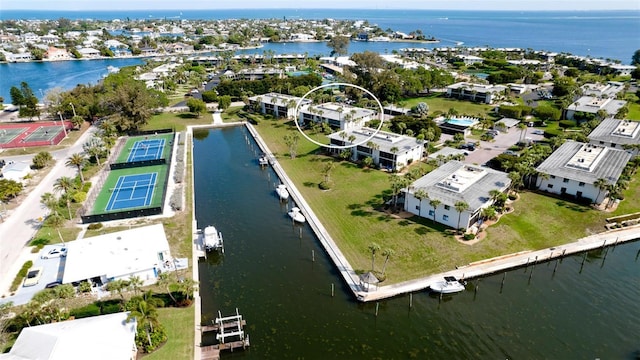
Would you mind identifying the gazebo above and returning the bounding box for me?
[359,272,379,292]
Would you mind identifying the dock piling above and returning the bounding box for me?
[553,259,559,274]
[375,302,379,317]
[312,250,315,262]
[331,283,334,297]
[409,293,413,308]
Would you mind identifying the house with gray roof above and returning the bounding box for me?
[404,161,511,230]
[587,118,640,153]
[565,96,627,120]
[299,102,377,130]
[536,141,631,204]
[580,81,625,98]
[248,92,312,119]
[446,82,507,104]
[327,127,424,171]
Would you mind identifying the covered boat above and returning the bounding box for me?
[203,226,224,252]
[288,207,306,223]
[275,184,290,200]
[428,276,466,294]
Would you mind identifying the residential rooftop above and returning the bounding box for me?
[327,127,420,154]
[588,118,640,146]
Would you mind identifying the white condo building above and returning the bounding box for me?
[248,92,312,119]
[299,102,377,130]
[587,118,640,153]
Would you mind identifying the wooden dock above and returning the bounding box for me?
[202,319,246,333]
[200,337,250,360]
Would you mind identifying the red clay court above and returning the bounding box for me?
[0,121,72,148]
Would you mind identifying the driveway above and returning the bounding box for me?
[463,126,545,165]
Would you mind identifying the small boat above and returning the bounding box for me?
[258,155,269,166]
[288,207,306,223]
[429,276,466,294]
[203,226,224,252]
[107,65,120,73]
[275,184,289,201]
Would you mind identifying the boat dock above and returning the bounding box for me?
[199,308,250,359]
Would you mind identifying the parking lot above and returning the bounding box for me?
[463,126,545,165]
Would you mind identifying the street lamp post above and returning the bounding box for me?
[58,111,68,138]
[69,102,77,117]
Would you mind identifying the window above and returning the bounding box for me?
[443,215,449,221]
[547,184,553,189]
[578,182,585,187]
[444,205,450,210]
[428,210,434,217]
[415,205,420,211]
[563,178,569,183]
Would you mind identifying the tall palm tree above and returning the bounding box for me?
[368,242,381,271]
[413,189,428,217]
[381,248,395,276]
[66,153,86,183]
[129,275,143,296]
[157,272,178,305]
[127,299,160,349]
[454,201,470,232]
[593,178,609,204]
[53,176,74,219]
[517,123,528,143]
[429,198,441,223]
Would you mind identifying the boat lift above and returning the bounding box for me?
[215,308,246,345]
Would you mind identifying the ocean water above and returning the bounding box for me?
[0,9,638,102]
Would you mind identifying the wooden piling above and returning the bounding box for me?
[312,250,315,262]
[331,283,334,297]
[299,228,302,238]
[409,293,413,308]
[553,259,559,273]
[375,302,379,316]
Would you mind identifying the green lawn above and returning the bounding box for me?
[255,117,640,283]
[401,94,493,118]
[145,307,194,360]
[143,112,212,132]
[627,103,640,119]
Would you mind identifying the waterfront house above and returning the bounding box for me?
[61,224,173,287]
[45,46,70,60]
[327,127,424,171]
[404,161,511,231]
[299,102,377,130]
[40,33,60,44]
[248,92,312,119]
[21,32,39,44]
[2,51,33,62]
[165,42,194,53]
[78,47,101,58]
[587,118,640,153]
[234,67,285,81]
[535,141,631,204]
[446,82,507,104]
[608,64,636,76]
[0,312,137,360]
[455,54,484,66]
[565,96,627,120]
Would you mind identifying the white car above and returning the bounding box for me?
[23,267,43,287]
[41,247,67,259]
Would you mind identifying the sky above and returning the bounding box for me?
[2,0,640,11]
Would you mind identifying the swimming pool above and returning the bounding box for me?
[444,117,478,127]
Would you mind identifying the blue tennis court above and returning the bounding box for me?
[105,173,158,211]
[127,139,165,162]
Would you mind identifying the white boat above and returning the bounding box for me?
[107,65,120,73]
[429,276,466,294]
[203,226,224,252]
[258,156,269,166]
[275,184,289,200]
[288,207,306,223]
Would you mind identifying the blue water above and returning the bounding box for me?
[446,117,478,127]
[1,9,638,102]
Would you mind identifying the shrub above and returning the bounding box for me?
[463,233,476,241]
[319,181,332,190]
[72,191,87,203]
[77,280,92,293]
[82,182,92,192]
[87,223,103,230]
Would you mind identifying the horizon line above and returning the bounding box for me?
[3,8,640,11]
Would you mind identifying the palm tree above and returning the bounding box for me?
[322,161,335,183]
[508,171,523,192]
[368,242,381,271]
[175,278,198,303]
[381,248,395,276]
[66,153,86,183]
[129,275,143,296]
[429,198,441,223]
[157,272,178,305]
[454,201,470,233]
[413,189,429,217]
[593,178,609,204]
[53,176,74,219]
[517,123,528,143]
[127,299,160,349]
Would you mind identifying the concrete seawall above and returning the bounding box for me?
[243,123,640,302]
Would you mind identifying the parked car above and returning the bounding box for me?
[23,267,44,287]
[532,129,544,135]
[45,281,62,289]
[41,247,67,259]
[503,150,520,157]
[459,142,476,151]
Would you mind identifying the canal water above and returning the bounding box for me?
[194,126,640,359]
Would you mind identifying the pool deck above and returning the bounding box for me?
[244,122,640,304]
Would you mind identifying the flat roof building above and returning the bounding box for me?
[62,223,172,286]
[404,161,511,230]
[248,92,312,119]
[536,141,631,204]
[299,102,377,131]
[566,96,627,120]
[446,82,507,104]
[587,118,640,152]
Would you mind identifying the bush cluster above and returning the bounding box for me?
[10,261,34,292]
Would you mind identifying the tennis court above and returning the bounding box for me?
[0,127,27,145]
[105,173,158,211]
[127,138,166,162]
[23,126,63,142]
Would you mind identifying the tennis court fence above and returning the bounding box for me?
[110,158,166,170]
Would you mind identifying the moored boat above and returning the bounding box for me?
[275,184,289,200]
[288,207,306,223]
[428,276,466,294]
[258,155,269,166]
[203,225,224,252]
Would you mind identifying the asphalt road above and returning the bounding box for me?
[0,126,97,296]
[463,126,545,166]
